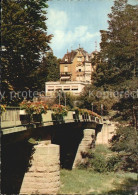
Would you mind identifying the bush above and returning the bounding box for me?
[51,104,68,116]
[106,155,121,172]
[110,125,137,172]
[0,104,6,115]
[20,100,48,115]
[90,153,107,173]
[77,151,108,173]
[77,147,121,173]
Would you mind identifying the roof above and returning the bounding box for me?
[60,48,91,64]
[60,50,77,64]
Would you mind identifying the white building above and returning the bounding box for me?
[45,47,98,97]
[45,81,87,97]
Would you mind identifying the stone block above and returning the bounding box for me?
[73,128,95,168]
[48,165,60,173]
[20,144,60,194]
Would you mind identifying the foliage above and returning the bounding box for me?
[106,155,121,172]
[79,108,101,119]
[32,52,60,91]
[79,85,117,116]
[20,100,48,115]
[79,0,138,125]
[55,92,75,109]
[1,0,52,105]
[72,107,80,115]
[110,125,137,172]
[43,52,60,82]
[77,145,121,173]
[78,108,89,115]
[0,105,6,115]
[51,104,68,117]
[93,0,138,87]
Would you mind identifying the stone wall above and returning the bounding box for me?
[20,143,60,194]
[96,122,116,145]
[73,129,95,168]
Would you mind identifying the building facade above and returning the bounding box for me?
[45,81,86,97]
[45,47,98,97]
[60,48,94,83]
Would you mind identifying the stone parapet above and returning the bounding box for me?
[20,143,60,194]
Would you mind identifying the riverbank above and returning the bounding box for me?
[59,169,137,194]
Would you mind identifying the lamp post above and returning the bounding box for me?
[133,106,138,130]
[64,92,66,107]
[58,90,61,105]
[91,103,93,112]
[101,104,103,116]
[21,54,24,69]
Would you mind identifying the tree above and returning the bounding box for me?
[78,84,117,116]
[54,91,75,109]
[87,0,138,172]
[93,0,138,87]
[1,0,52,104]
[110,125,137,172]
[43,52,60,83]
[31,52,60,91]
[92,0,138,117]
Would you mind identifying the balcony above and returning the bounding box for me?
[60,72,72,76]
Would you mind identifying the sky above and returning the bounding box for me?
[47,0,137,58]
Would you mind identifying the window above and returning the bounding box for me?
[72,88,78,91]
[55,87,62,91]
[64,66,68,72]
[65,58,68,62]
[63,86,70,91]
[48,89,54,91]
[64,88,70,91]
[72,86,78,91]
[79,69,81,72]
[77,57,82,62]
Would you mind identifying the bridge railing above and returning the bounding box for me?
[1,108,103,129]
[1,107,22,128]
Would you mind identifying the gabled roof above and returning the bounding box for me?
[60,48,95,64]
[60,50,77,64]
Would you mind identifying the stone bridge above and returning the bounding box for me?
[1,107,115,194]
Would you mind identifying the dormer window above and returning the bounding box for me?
[65,58,68,62]
[77,57,82,62]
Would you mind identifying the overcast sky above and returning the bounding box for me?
[47,0,137,58]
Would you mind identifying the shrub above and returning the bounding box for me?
[106,155,121,172]
[72,107,80,115]
[51,104,68,117]
[20,100,48,115]
[91,152,107,173]
[79,108,101,119]
[110,125,137,172]
[77,147,121,173]
[0,104,6,115]
[77,150,107,173]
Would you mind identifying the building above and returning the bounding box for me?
[60,47,94,83]
[45,47,98,97]
[45,81,86,97]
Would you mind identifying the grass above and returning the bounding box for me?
[59,145,137,194]
[59,169,137,194]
